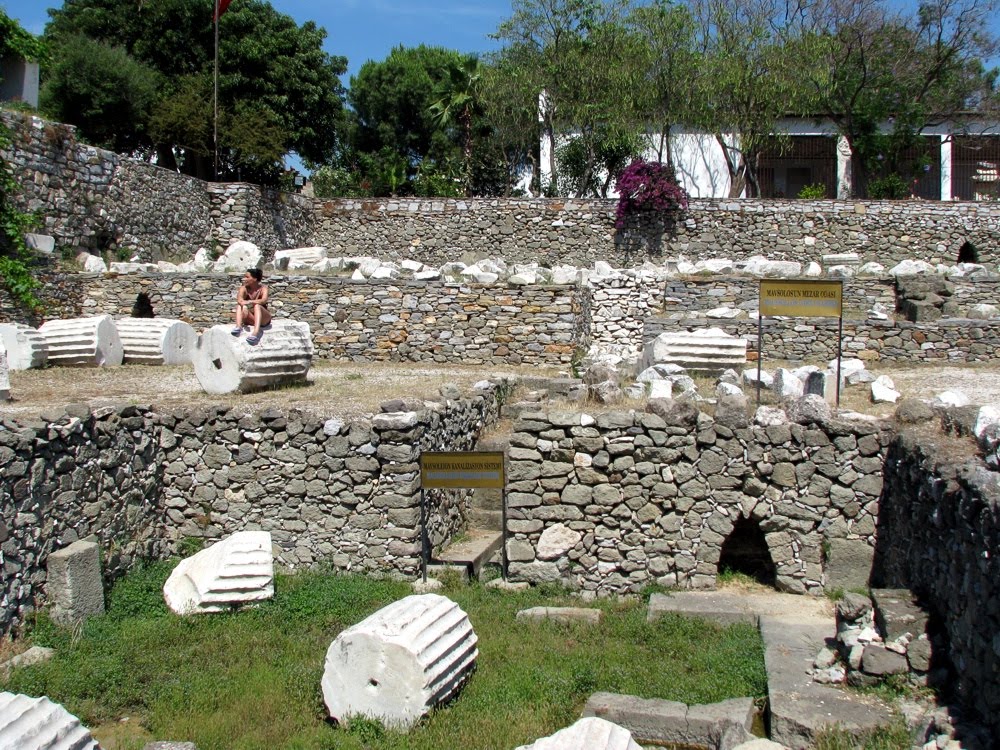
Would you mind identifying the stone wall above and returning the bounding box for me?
[0,405,167,633]
[873,424,1000,737]
[4,113,998,268]
[0,112,311,261]
[503,405,892,596]
[77,274,586,366]
[644,317,1000,364]
[207,183,316,254]
[0,384,505,635]
[276,197,1000,268]
[660,276,899,318]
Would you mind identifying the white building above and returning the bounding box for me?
[539,116,1000,201]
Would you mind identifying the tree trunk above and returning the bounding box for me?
[717,134,746,198]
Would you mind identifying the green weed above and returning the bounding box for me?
[813,721,913,750]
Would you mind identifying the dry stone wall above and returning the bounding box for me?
[0,385,505,635]
[0,405,166,633]
[873,424,1000,739]
[644,318,1000,364]
[4,113,998,268]
[503,405,892,596]
[79,274,586,366]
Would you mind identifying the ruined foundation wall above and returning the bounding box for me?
[4,113,998,268]
[0,386,503,635]
[503,407,892,596]
[873,426,1000,734]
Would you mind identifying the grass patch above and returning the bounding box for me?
[813,721,913,750]
[3,564,767,750]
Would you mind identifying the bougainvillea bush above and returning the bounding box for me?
[614,159,689,229]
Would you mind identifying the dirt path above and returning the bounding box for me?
[3,361,557,422]
[3,359,998,422]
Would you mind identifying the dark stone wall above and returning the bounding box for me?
[873,426,1000,735]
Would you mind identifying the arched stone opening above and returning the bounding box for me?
[718,516,777,586]
[956,240,979,263]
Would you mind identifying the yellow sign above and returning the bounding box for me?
[420,451,506,489]
[759,280,843,318]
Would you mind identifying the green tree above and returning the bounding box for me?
[0,8,47,65]
[493,0,644,196]
[624,0,700,167]
[40,35,161,154]
[40,0,347,182]
[797,0,999,196]
[691,0,805,197]
[0,10,43,310]
[476,55,542,196]
[348,44,472,189]
[429,56,481,195]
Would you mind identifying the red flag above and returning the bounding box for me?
[213,0,232,21]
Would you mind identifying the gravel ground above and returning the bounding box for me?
[3,361,561,422]
[3,359,998,422]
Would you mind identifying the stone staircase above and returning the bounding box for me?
[431,377,583,583]
[429,433,508,582]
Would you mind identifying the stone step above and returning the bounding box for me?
[501,401,547,419]
[472,485,503,512]
[518,376,582,395]
[434,528,503,580]
[762,615,895,747]
[469,508,502,530]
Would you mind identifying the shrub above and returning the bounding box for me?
[614,159,689,229]
[798,183,827,199]
[0,121,41,311]
[868,174,910,200]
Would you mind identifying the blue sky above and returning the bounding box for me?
[1,0,513,84]
[5,0,997,82]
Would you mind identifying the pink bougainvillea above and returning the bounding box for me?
[614,159,689,229]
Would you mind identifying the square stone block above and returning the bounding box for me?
[47,539,105,625]
[824,539,873,591]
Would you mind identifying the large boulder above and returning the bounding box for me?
[193,320,312,394]
[213,240,262,272]
[322,593,478,730]
[38,315,123,367]
[0,692,100,749]
[870,376,900,404]
[76,251,107,273]
[163,531,275,615]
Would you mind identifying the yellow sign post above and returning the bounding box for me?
[757,279,845,407]
[419,451,507,582]
[759,280,843,318]
[419,451,506,489]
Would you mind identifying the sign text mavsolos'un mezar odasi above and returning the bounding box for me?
[758,280,844,319]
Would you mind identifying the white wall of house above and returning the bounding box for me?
[540,116,1000,201]
[0,57,39,109]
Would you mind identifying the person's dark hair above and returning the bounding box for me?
[246,268,264,282]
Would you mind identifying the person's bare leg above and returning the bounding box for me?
[233,304,246,333]
[251,305,262,337]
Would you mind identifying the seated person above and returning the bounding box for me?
[232,268,272,345]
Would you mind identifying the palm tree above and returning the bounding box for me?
[429,56,481,196]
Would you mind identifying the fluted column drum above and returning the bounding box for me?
[322,593,479,730]
[37,315,123,367]
[115,317,198,365]
[193,320,313,394]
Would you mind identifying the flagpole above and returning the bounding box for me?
[213,0,220,181]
